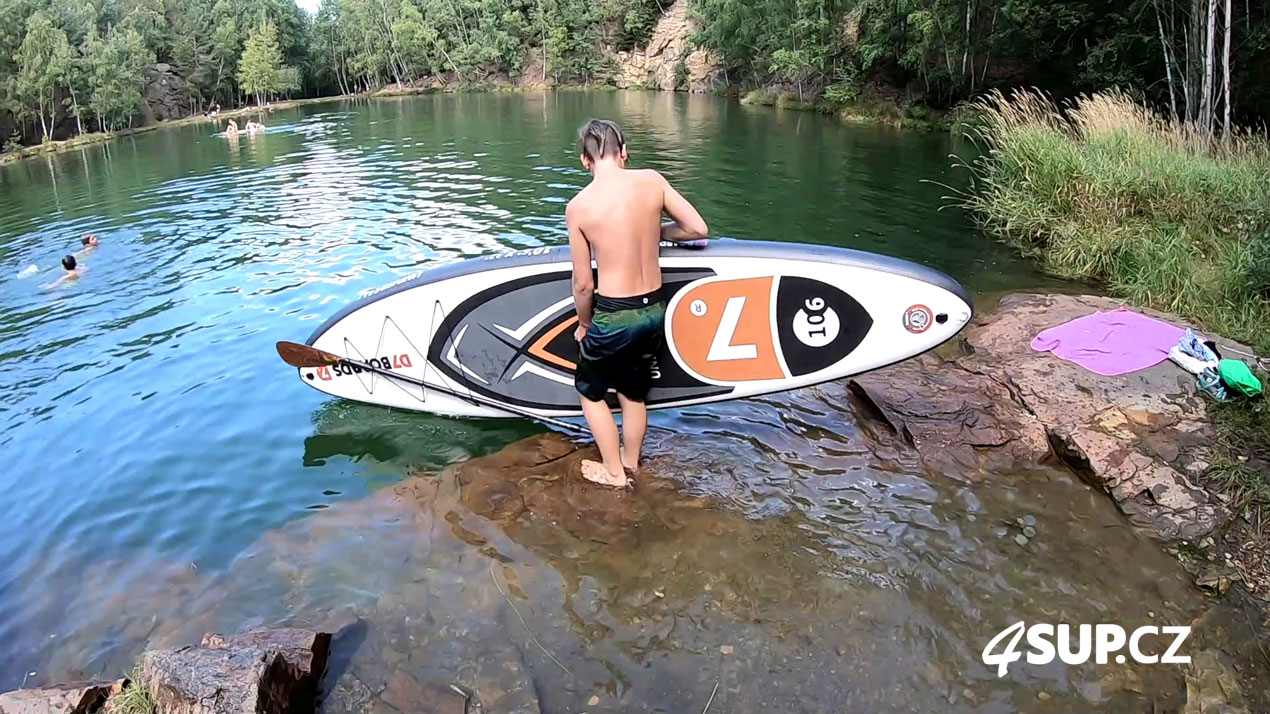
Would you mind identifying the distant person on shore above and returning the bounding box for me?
[43,255,84,289]
[566,118,709,487]
[76,234,99,255]
[224,119,239,136]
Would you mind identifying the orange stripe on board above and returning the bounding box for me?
[528,316,579,370]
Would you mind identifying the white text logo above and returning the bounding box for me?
[982,622,1191,677]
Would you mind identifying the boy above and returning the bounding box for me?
[76,234,99,255]
[566,119,709,487]
[44,255,84,289]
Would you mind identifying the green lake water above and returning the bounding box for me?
[2,91,1247,712]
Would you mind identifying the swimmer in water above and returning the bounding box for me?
[43,255,85,289]
[224,119,239,136]
[245,120,266,134]
[76,234,99,256]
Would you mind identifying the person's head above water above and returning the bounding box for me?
[61,255,77,272]
[81,234,98,247]
[577,119,627,171]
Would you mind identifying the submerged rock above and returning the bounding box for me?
[1186,650,1249,714]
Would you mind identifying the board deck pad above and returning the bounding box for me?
[297,240,974,418]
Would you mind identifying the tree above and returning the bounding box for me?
[208,11,241,105]
[770,48,813,101]
[87,26,154,132]
[238,19,284,105]
[167,0,218,110]
[11,11,71,141]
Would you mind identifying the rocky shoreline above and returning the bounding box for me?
[0,628,332,714]
[850,292,1268,604]
[2,292,1266,713]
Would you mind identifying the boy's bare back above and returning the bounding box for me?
[567,169,662,298]
[567,168,707,299]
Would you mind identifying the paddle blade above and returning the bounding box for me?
[276,341,341,368]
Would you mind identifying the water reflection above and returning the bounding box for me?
[0,91,1100,706]
[8,384,1251,712]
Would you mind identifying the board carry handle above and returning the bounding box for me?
[276,341,589,435]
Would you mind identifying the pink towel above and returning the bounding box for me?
[1031,307,1184,376]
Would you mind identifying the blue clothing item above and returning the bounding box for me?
[1179,329,1219,364]
[1198,367,1230,402]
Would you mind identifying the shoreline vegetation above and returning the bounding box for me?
[7,0,1269,165]
[0,83,953,168]
[961,88,1270,513]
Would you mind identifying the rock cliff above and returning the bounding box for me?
[611,1,721,92]
[141,63,199,123]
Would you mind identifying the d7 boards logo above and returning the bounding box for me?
[315,354,413,381]
[982,622,1191,678]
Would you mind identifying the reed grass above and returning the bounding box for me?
[960,89,1270,352]
[106,671,154,714]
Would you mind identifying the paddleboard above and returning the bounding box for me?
[296,240,973,418]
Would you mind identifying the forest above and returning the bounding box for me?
[2,0,1269,147]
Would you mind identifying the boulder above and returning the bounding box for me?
[967,293,1233,540]
[0,682,114,714]
[847,350,1051,480]
[201,629,330,712]
[850,293,1245,542]
[137,629,329,714]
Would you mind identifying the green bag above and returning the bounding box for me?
[1217,359,1263,397]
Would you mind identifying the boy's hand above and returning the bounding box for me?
[574,324,588,342]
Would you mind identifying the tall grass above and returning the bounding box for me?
[961,89,1270,353]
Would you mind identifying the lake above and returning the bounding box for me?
[0,91,1236,712]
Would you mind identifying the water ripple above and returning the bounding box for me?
[0,92,1061,693]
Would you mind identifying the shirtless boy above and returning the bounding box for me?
[76,234,99,255]
[43,254,84,289]
[566,119,709,487]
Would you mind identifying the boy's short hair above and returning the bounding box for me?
[577,119,625,163]
[62,255,77,271]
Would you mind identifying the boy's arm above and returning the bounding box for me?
[658,172,709,242]
[566,203,595,339]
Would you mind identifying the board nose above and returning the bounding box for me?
[774,276,873,378]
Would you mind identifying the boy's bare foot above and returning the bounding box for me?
[619,446,638,473]
[581,459,629,488]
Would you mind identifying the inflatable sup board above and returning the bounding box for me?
[295,240,973,418]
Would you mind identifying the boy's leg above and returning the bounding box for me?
[579,396,626,484]
[617,394,646,471]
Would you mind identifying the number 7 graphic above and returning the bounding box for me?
[707,297,758,362]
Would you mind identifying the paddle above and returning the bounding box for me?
[275,340,589,435]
